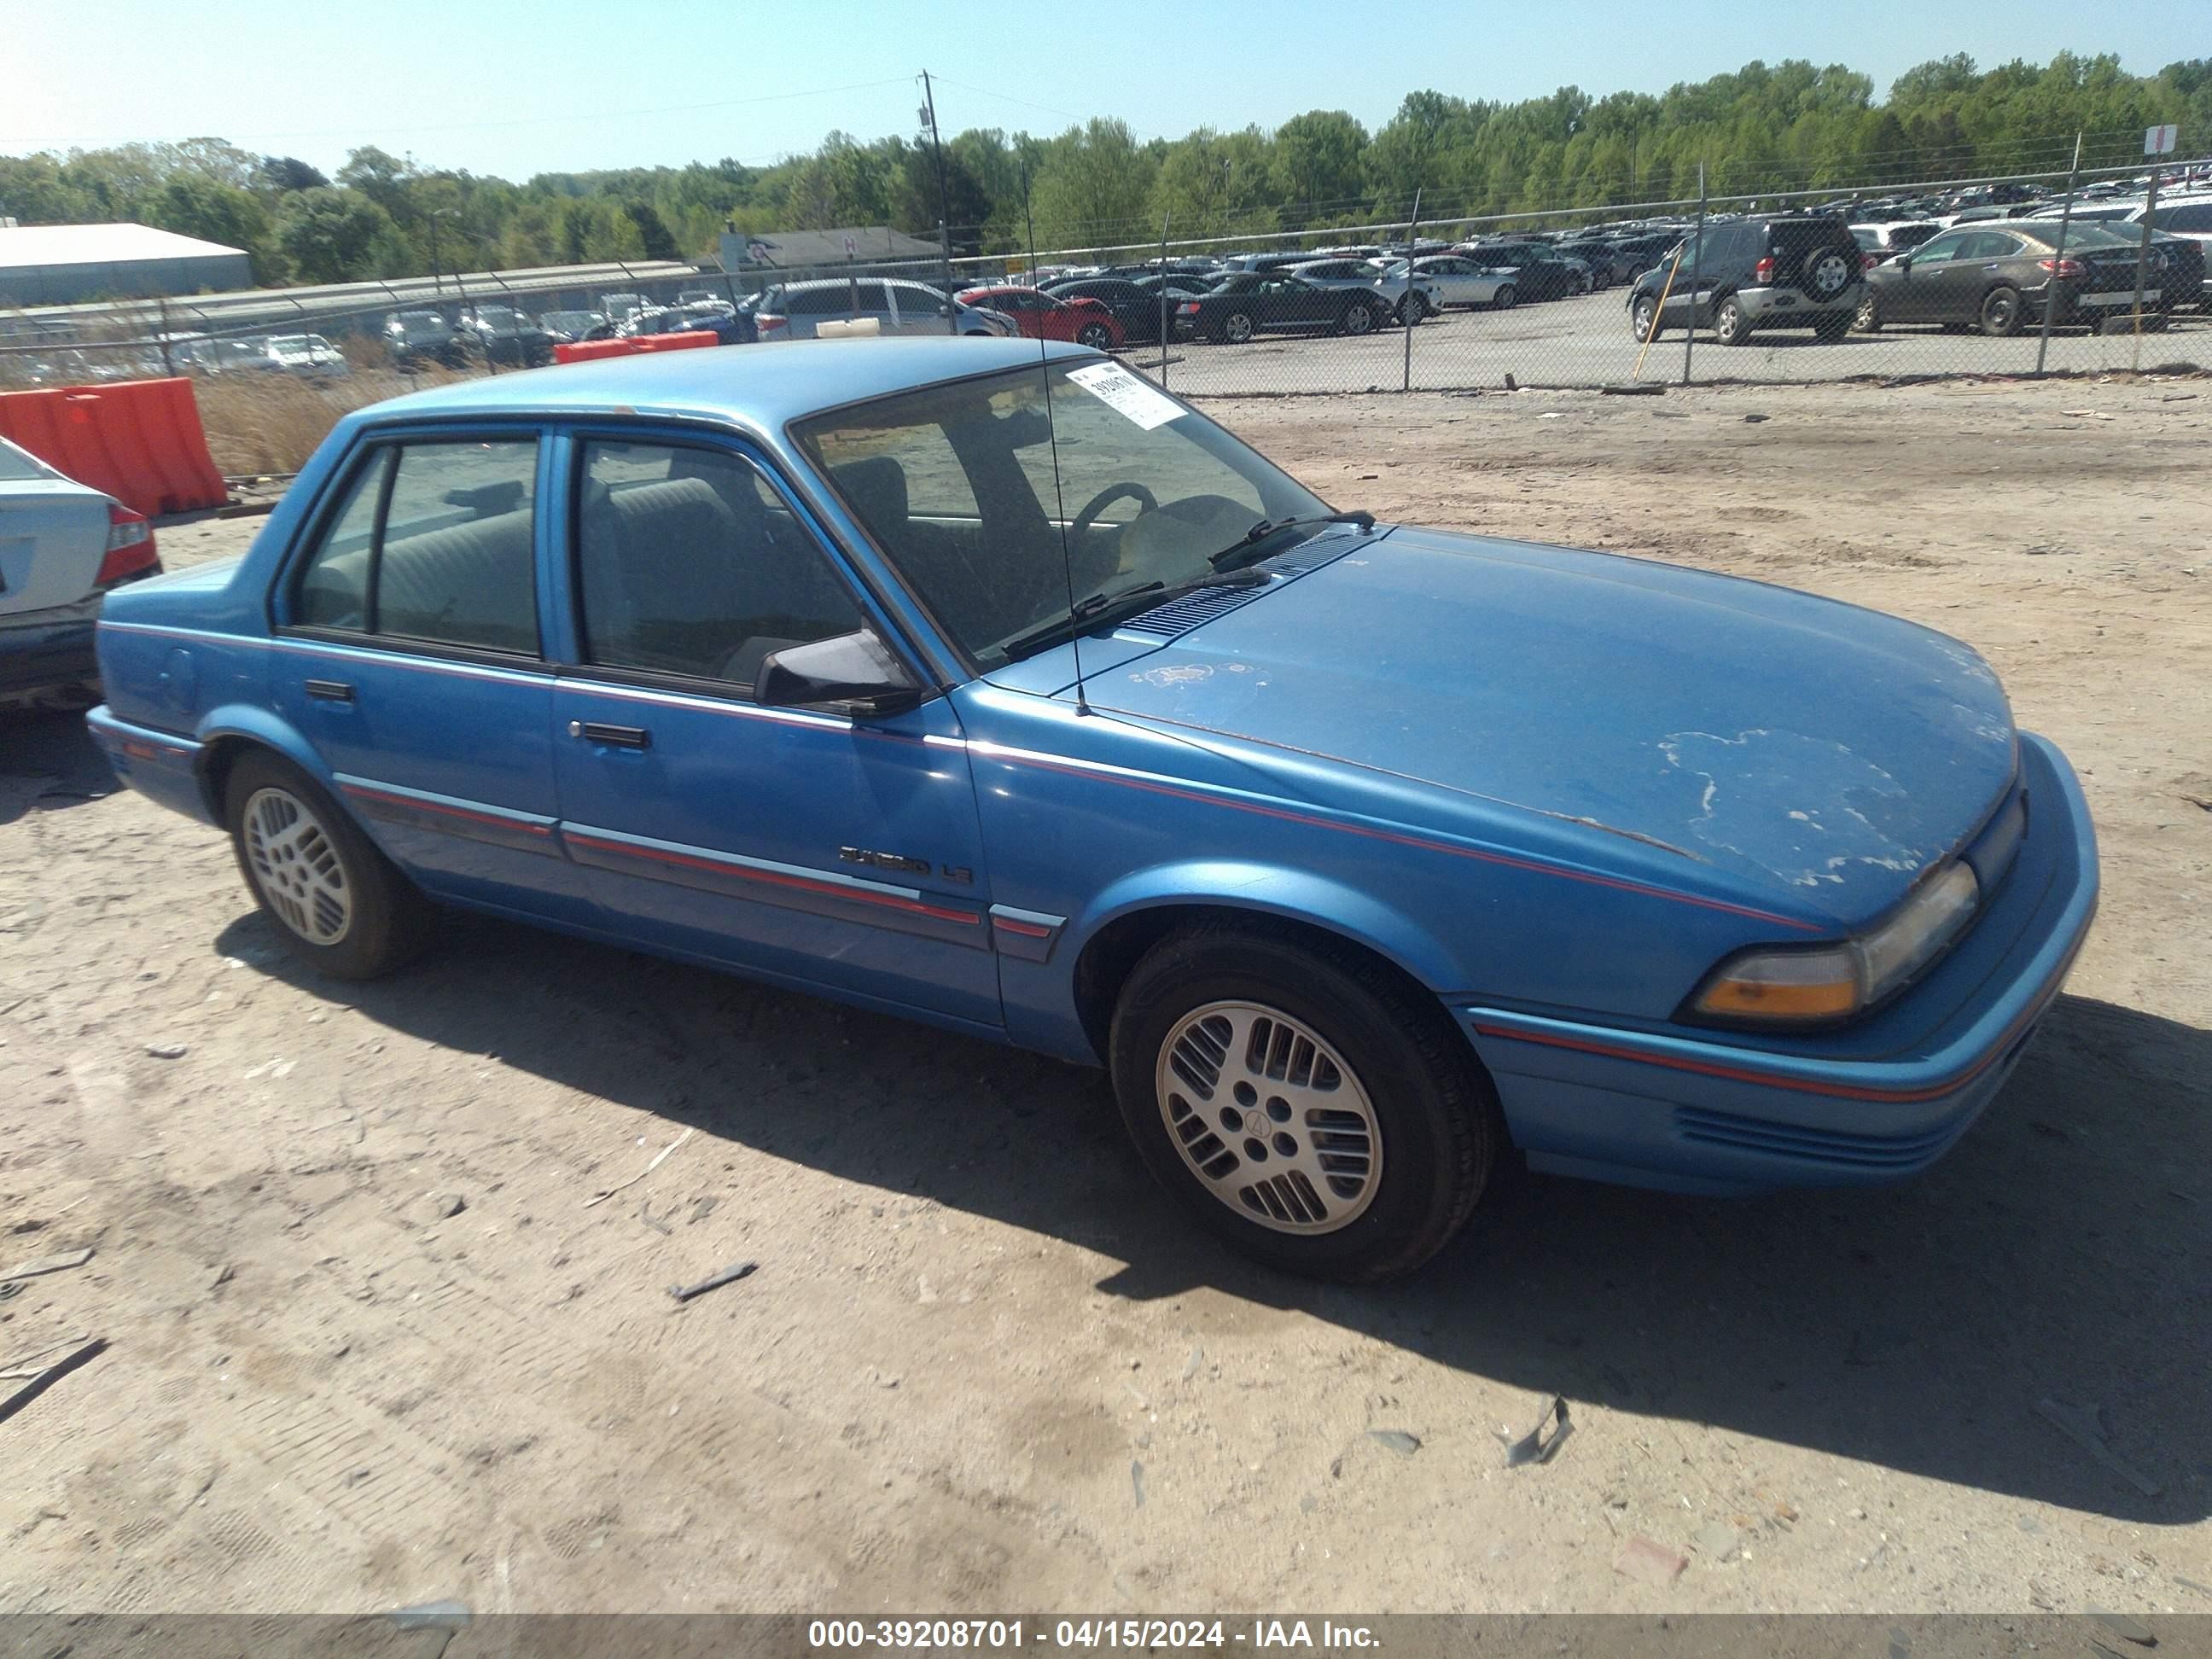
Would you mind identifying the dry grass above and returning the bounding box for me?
[193,365,468,476]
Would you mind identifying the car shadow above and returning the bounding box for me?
[220,906,2209,1525]
[0,708,119,824]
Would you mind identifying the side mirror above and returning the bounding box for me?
[1896,256,1912,273]
[756,628,922,715]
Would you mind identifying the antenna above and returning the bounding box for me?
[1023,169,1091,716]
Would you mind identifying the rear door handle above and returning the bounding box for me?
[305,678,354,703]
[570,720,650,750]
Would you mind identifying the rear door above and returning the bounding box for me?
[273,428,590,922]
[545,430,998,1029]
[887,283,950,335]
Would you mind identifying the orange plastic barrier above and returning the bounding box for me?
[0,377,227,515]
[551,331,719,365]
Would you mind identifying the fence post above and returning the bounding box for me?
[2129,171,2160,372]
[1157,212,1171,389]
[938,219,957,335]
[155,294,174,377]
[1682,162,1706,386]
[2034,133,2082,377]
[1401,187,1422,394]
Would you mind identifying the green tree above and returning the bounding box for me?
[1029,119,1155,248]
[1272,110,1368,226]
[146,175,287,282]
[276,188,397,283]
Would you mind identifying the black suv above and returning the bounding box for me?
[1626,213,1865,346]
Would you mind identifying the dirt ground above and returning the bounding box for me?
[3,375,2209,1619]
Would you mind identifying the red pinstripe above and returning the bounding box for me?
[341,784,553,835]
[565,833,980,926]
[982,749,1824,933]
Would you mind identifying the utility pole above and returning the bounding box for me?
[2034,132,2082,377]
[920,72,958,332]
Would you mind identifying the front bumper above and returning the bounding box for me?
[1460,731,2098,1196]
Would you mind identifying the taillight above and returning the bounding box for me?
[96,503,158,585]
[1861,251,1878,271]
[1178,301,1201,313]
[755,312,786,333]
[2037,258,2087,279]
[1754,255,1776,284]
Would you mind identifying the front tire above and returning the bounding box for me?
[1492,283,1517,311]
[1339,301,1377,336]
[1854,294,1881,332]
[1109,923,1500,1282]
[1075,322,1114,350]
[1631,295,1660,342]
[1979,285,2024,337]
[224,751,435,980]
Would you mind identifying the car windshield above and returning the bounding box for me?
[792,362,1334,668]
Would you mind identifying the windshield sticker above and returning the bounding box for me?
[1066,362,1185,430]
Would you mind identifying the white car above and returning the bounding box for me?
[260,334,351,378]
[753,278,1015,341]
[1377,254,1520,310]
[1286,258,1443,322]
[0,436,160,710]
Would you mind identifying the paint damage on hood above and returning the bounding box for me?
[1085,527,2017,924]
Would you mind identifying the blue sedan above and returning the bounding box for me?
[85,339,2098,1280]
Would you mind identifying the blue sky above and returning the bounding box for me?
[3,0,2189,178]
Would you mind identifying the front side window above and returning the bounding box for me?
[574,440,865,686]
[1911,231,1969,263]
[795,363,1330,667]
[291,438,540,654]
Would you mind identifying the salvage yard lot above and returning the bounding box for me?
[1159,287,2212,393]
[2,375,2208,1615]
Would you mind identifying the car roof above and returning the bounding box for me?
[364,337,1099,431]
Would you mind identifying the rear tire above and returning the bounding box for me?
[224,751,436,981]
[1221,311,1256,345]
[1713,297,1752,346]
[1396,293,1431,324]
[1109,921,1500,1282]
[1813,311,1852,342]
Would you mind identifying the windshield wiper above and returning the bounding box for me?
[1207,510,1376,570]
[998,572,1265,662]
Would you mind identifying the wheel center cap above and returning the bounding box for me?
[1243,1108,1270,1136]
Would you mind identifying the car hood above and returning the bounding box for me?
[1084,527,2017,925]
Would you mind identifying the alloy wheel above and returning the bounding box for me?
[1155,1000,1382,1234]
[242,786,352,946]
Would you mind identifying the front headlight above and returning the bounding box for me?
[1690,861,1980,1026]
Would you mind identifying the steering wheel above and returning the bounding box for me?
[1069,481,1159,544]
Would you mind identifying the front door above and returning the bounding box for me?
[1883,230,1970,323]
[545,431,1000,1031]
[273,428,593,923]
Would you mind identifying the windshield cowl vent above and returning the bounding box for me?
[1121,583,1270,637]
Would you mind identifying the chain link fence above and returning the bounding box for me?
[3,160,2204,476]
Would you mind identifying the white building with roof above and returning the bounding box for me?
[0,224,254,306]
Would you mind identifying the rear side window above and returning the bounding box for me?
[574,440,865,686]
[2158,203,2212,232]
[290,438,540,655]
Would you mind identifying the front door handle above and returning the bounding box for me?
[570,720,650,750]
[305,678,354,703]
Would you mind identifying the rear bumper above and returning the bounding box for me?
[84,705,216,824]
[1734,282,1860,323]
[0,616,99,697]
[1461,731,2098,1196]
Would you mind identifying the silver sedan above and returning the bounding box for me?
[1377,254,1522,310]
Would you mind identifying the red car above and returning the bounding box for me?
[955,285,1125,351]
